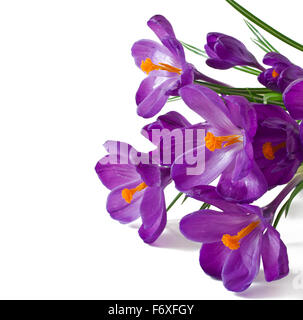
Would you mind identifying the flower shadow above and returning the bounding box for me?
[236,272,302,299]
[151,220,201,251]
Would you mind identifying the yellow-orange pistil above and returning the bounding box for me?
[222,220,260,250]
[262,141,286,160]
[141,58,182,75]
[205,132,242,152]
[272,69,279,78]
[121,182,148,204]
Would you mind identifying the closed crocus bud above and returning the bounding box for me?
[205,32,264,70]
[258,52,303,92]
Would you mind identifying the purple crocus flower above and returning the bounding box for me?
[205,32,264,70]
[131,15,194,118]
[180,185,289,292]
[95,141,171,243]
[258,52,303,92]
[283,78,303,120]
[252,103,303,188]
[131,16,228,118]
[171,84,268,203]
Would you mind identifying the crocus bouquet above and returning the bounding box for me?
[96,0,303,292]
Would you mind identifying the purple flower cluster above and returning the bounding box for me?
[95,15,303,292]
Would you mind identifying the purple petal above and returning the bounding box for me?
[261,226,289,282]
[136,163,161,187]
[142,111,191,140]
[131,39,178,70]
[206,58,235,70]
[283,78,303,120]
[222,227,262,292]
[140,186,164,228]
[106,180,143,223]
[278,65,303,92]
[150,123,206,167]
[95,160,139,190]
[200,242,230,279]
[147,15,176,42]
[103,140,136,164]
[136,76,178,118]
[180,209,257,243]
[217,160,268,203]
[138,188,166,243]
[215,35,258,66]
[179,84,236,133]
[186,185,245,213]
[224,96,257,138]
[263,52,292,67]
[232,148,253,181]
[206,33,223,51]
[172,143,239,192]
[161,37,185,65]
[258,68,280,92]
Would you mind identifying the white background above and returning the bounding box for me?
[0,0,303,299]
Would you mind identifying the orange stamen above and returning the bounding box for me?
[140,58,182,75]
[121,182,148,204]
[272,69,279,78]
[205,132,242,152]
[222,221,260,250]
[262,141,286,160]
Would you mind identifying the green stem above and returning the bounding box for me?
[166,192,183,212]
[194,81,285,107]
[226,0,303,51]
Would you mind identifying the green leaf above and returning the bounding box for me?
[180,41,208,57]
[199,203,211,210]
[226,0,303,52]
[166,192,183,212]
[194,81,286,107]
[233,65,261,76]
[273,180,303,228]
[263,92,283,104]
[245,20,279,53]
[168,96,181,102]
[273,201,288,229]
[285,181,303,217]
[251,38,271,53]
[181,195,189,205]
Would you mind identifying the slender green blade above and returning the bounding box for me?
[251,38,271,53]
[285,181,303,217]
[166,192,183,212]
[199,203,211,210]
[273,201,288,229]
[181,41,208,57]
[245,20,278,52]
[168,96,181,102]
[181,195,189,205]
[226,0,303,51]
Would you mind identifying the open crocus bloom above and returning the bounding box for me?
[95,141,171,243]
[258,52,303,92]
[131,15,194,118]
[180,185,289,292]
[252,103,303,188]
[204,32,264,70]
[172,84,268,203]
